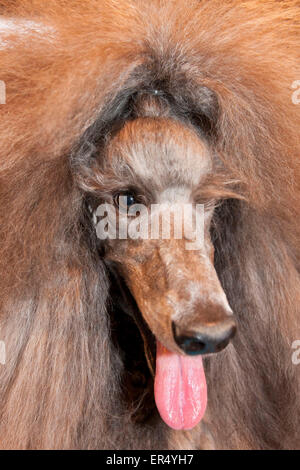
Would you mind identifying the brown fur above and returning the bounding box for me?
[0,0,299,450]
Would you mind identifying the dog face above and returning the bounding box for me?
[83,98,236,356]
[77,91,238,430]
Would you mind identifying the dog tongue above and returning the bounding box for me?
[154,341,207,430]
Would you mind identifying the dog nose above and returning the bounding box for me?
[172,318,236,355]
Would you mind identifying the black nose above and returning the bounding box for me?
[172,318,236,356]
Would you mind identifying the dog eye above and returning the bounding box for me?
[113,192,138,212]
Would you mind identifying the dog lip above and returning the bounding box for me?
[104,260,157,375]
[130,304,157,376]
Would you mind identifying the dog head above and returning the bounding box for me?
[75,89,240,429]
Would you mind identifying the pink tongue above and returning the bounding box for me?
[154,341,207,430]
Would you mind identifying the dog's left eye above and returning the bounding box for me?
[114,192,138,212]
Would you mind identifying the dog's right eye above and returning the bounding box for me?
[113,192,138,212]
